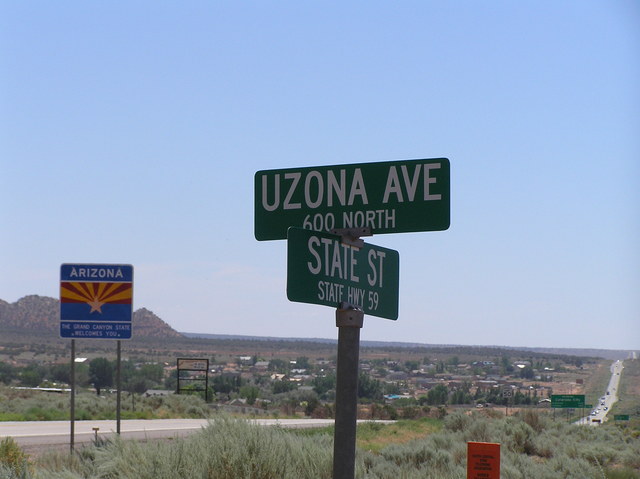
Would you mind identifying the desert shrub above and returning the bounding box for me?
[79,417,332,479]
[500,450,542,479]
[0,438,30,478]
[429,432,454,451]
[503,420,537,455]
[483,408,504,419]
[619,444,640,470]
[605,470,640,479]
[464,415,496,443]
[450,441,467,466]
[443,411,470,432]
[14,411,640,479]
[580,443,619,468]
[502,448,599,479]
[380,442,437,467]
[399,406,420,419]
[518,409,548,433]
[0,464,25,479]
[0,386,210,422]
[364,446,461,479]
[532,430,557,459]
[546,453,601,478]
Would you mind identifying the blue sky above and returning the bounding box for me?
[1,2,638,350]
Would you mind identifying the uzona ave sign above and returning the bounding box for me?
[255,158,449,240]
[287,227,399,320]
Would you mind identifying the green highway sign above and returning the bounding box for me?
[255,158,450,241]
[551,394,585,409]
[286,227,399,320]
[614,415,630,421]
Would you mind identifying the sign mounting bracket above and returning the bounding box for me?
[331,227,372,248]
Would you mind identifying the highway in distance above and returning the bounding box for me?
[577,360,624,426]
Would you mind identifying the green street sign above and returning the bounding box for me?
[551,394,585,408]
[614,415,630,421]
[286,227,399,320]
[255,158,450,241]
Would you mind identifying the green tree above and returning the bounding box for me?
[0,361,17,384]
[20,364,46,387]
[450,389,470,405]
[404,360,419,372]
[120,360,137,388]
[239,385,260,405]
[500,356,514,374]
[89,358,114,396]
[212,374,242,394]
[383,382,401,395]
[313,373,336,398]
[294,357,311,370]
[139,363,164,385]
[49,363,71,384]
[127,377,150,394]
[164,369,178,391]
[304,395,319,416]
[427,384,448,405]
[272,379,296,394]
[358,372,383,401]
[268,359,289,373]
[520,366,535,379]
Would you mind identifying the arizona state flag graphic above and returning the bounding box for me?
[61,281,132,322]
[60,264,133,339]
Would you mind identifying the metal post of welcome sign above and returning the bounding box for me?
[60,263,133,451]
[255,158,450,479]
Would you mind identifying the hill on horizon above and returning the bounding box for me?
[0,295,182,339]
[1,295,634,361]
[181,332,634,361]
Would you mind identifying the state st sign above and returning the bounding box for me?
[255,158,450,241]
[60,264,133,339]
[287,227,399,320]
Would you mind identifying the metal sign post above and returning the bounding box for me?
[70,339,75,453]
[116,340,121,434]
[60,263,133,448]
[333,303,364,479]
[502,388,512,416]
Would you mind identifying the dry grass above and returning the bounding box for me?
[612,358,640,430]
[356,418,442,454]
[583,360,616,405]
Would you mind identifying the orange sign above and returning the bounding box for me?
[467,442,500,479]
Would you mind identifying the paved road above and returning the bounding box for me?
[577,360,624,426]
[1,418,392,450]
